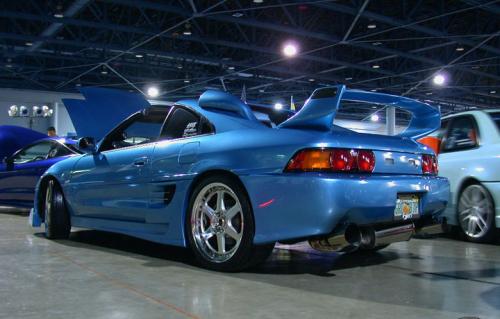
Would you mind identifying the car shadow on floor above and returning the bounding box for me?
[34,229,399,276]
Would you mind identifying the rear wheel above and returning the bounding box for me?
[44,180,71,239]
[457,184,496,243]
[186,176,274,271]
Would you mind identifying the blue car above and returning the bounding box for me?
[0,137,80,208]
[31,86,449,271]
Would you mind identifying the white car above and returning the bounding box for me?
[435,110,500,242]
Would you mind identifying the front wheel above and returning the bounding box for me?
[457,184,496,243]
[44,180,71,239]
[186,176,274,271]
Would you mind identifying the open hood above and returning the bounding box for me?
[279,85,441,140]
[62,87,150,140]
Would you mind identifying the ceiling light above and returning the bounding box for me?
[5,64,12,68]
[282,42,298,57]
[456,47,465,52]
[54,13,64,18]
[426,92,433,95]
[471,65,480,69]
[253,0,264,3]
[309,78,315,82]
[274,102,283,110]
[372,42,382,46]
[372,65,380,69]
[232,12,244,18]
[177,64,183,69]
[135,54,143,58]
[147,86,159,98]
[183,23,192,36]
[367,24,377,29]
[345,77,353,80]
[184,79,190,83]
[228,66,235,70]
[490,90,496,94]
[370,114,379,122]
[370,89,377,92]
[432,73,446,86]
[25,42,33,46]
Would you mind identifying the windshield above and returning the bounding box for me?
[489,112,500,132]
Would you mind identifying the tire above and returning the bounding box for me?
[44,180,71,239]
[186,175,274,271]
[457,184,496,243]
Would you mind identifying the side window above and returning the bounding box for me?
[441,116,479,153]
[100,111,167,152]
[47,143,73,159]
[160,107,214,140]
[12,142,53,164]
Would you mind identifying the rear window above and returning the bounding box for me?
[489,112,500,132]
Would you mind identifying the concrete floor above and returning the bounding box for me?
[0,210,499,319]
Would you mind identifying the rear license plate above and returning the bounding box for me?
[394,194,419,220]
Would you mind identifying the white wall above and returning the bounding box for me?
[0,88,81,136]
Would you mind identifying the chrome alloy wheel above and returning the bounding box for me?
[191,183,244,263]
[458,185,494,239]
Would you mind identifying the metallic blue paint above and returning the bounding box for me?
[33,87,449,248]
[280,86,441,139]
[0,137,78,208]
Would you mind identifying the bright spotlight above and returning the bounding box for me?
[370,114,379,122]
[19,106,29,117]
[274,103,283,110]
[282,42,298,57]
[433,74,446,86]
[147,86,159,98]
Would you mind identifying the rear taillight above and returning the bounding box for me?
[285,148,375,173]
[421,154,438,175]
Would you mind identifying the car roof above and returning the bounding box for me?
[442,109,500,120]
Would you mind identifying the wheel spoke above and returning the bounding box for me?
[225,203,241,220]
[225,225,242,241]
[216,233,226,254]
[475,213,487,230]
[216,191,225,212]
[202,202,215,219]
[460,193,473,208]
[459,208,472,216]
[467,218,476,234]
[201,226,215,241]
[476,199,489,209]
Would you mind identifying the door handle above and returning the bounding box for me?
[133,157,148,167]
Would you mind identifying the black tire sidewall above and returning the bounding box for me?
[185,175,256,272]
[45,181,71,239]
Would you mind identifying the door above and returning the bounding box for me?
[439,115,480,204]
[148,106,214,224]
[68,108,170,222]
[0,141,61,207]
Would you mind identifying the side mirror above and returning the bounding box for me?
[3,156,14,170]
[77,137,97,154]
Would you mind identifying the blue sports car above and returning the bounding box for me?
[0,137,80,208]
[31,85,449,271]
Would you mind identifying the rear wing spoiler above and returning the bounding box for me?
[279,85,441,140]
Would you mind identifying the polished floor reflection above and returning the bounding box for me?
[0,211,499,319]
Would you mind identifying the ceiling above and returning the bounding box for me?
[0,0,499,122]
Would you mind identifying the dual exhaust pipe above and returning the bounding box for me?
[309,222,445,252]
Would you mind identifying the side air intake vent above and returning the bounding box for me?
[164,185,176,205]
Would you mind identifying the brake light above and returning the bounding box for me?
[421,154,438,175]
[357,150,376,172]
[285,148,375,173]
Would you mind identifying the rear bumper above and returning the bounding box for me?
[241,173,449,244]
